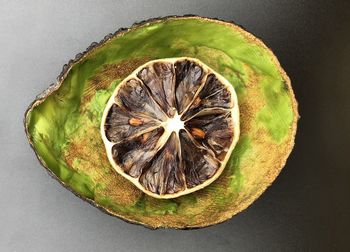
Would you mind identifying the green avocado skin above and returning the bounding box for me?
[26,17,296,228]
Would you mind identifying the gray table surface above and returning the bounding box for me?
[1,1,349,251]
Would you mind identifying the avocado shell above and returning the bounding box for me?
[24,15,298,229]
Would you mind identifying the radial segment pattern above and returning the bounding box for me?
[101,57,240,199]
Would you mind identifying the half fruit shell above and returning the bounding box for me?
[24,15,298,229]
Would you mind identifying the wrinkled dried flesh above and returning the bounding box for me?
[104,58,237,197]
[179,130,220,188]
[105,104,160,143]
[175,60,206,114]
[185,112,234,161]
[139,133,184,194]
[115,78,167,121]
[137,62,176,117]
[112,127,164,177]
[181,74,232,120]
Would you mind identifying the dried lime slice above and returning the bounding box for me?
[101,57,240,199]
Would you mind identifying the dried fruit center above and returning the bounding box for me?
[101,57,240,199]
[164,113,184,134]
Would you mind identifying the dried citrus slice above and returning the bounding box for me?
[101,57,240,198]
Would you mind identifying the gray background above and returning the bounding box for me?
[1,0,349,251]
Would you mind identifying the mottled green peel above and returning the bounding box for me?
[257,79,294,143]
[25,16,298,229]
[228,136,251,193]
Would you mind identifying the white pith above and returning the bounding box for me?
[162,112,184,136]
[100,57,240,199]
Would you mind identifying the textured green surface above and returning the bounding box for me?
[26,17,297,228]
